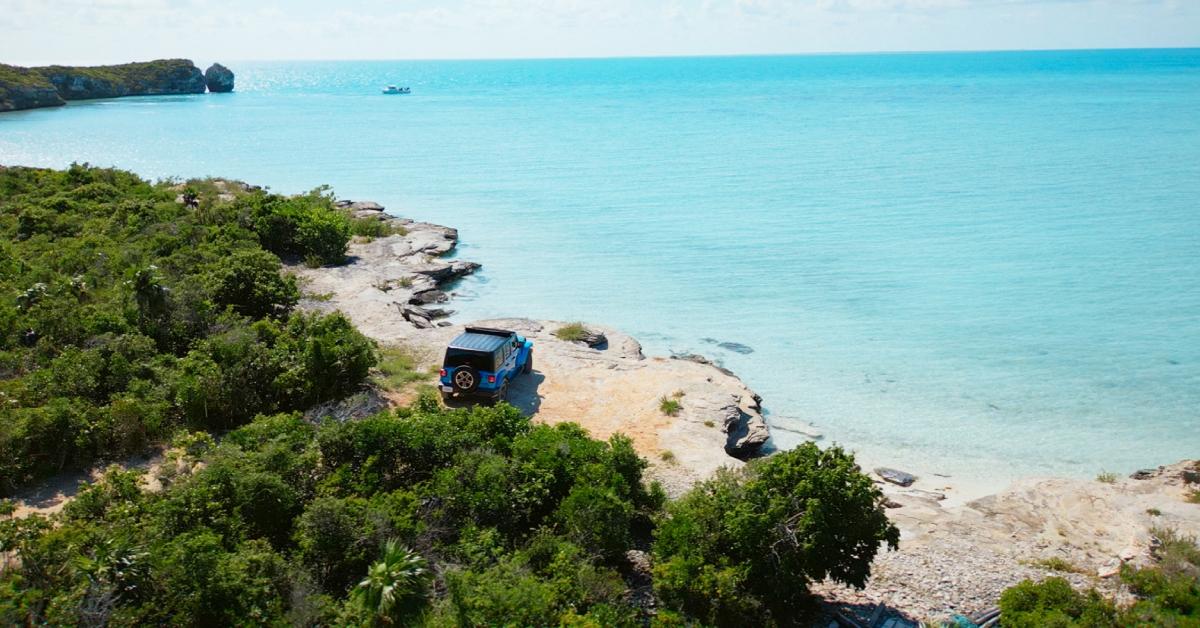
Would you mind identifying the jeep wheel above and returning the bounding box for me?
[498,381,509,402]
[452,366,480,393]
[523,350,533,374]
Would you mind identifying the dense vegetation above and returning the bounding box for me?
[1000,527,1200,626]
[0,165,359,492]
[0,399,898,626]
[33,60,201,92]
[0,64,51,89]
[0,165,900,625]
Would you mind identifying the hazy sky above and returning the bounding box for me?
[2,0,1198,66]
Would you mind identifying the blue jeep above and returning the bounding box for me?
[439,327,533,403]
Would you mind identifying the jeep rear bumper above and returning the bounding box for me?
[440,385,502,400]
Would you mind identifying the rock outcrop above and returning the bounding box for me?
[722,394,771,459]
[1,59,212,112]
[816,460,1200,620]
[39,59,206,100]
[0,65,64,111]
[573,329,608,349]
[204,63,235,93]
[876,467,918,487]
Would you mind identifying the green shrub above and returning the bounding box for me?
[1000,528,1200,626]
[349,216,406,239]
[659,396,682,416]
[1031,557,1084,574]
[205,248,298,319]
[555,485,633,560]
[553,322,589,342]
[348,540,431,626]
[239,189,351,265]
[999,577,1118,627]
[296,496,392,594]
[652,442,899,624]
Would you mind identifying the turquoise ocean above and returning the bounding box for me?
[2,49,1198,491]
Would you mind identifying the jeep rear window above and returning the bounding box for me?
[444,349,496,372]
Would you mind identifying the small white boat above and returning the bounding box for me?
[382,85,411,95]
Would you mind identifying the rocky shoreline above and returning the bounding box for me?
[293,199,1200,623]
[292,202,772,494]
[0,59,234,112]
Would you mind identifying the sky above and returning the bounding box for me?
[1,0,1198,66]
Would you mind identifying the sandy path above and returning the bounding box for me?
[10,450,164,519]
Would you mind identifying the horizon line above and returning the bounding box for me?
[10,45,1199,68]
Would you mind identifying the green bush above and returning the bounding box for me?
[348,540,431,626]
[999,577,1117,627]
[553,322,589,342]
[205,247,298,319]
[652,442,899,625]
[1000,528,1200,626]
[239,189,351,265]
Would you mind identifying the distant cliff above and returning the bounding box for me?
[0,59,220,112]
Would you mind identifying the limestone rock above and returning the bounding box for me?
[875,467,917,487]
[702,337,754,355]
[722,397,770,459]
[416,260,481,284]
[572,329,608,349]
[398,303,454,327]
[204,63,235,93]
[410,289,449,305]
[671,352,735,376]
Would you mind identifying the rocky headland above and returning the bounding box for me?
[0,59,233,112]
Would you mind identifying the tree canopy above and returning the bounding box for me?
[0,165,362,493]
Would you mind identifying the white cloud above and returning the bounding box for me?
[0,0,1196,63]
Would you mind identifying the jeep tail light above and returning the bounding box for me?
[487,375,496,383]
[439,369,446,377]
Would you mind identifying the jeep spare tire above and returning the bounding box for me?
[452,366,480,392]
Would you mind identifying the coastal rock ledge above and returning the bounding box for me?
[289,209,773,496]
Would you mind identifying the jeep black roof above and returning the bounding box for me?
[447,327,516,353]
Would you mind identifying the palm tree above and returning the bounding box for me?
[352,540,430,626]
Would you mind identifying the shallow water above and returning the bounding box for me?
[2,50,1198,490]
